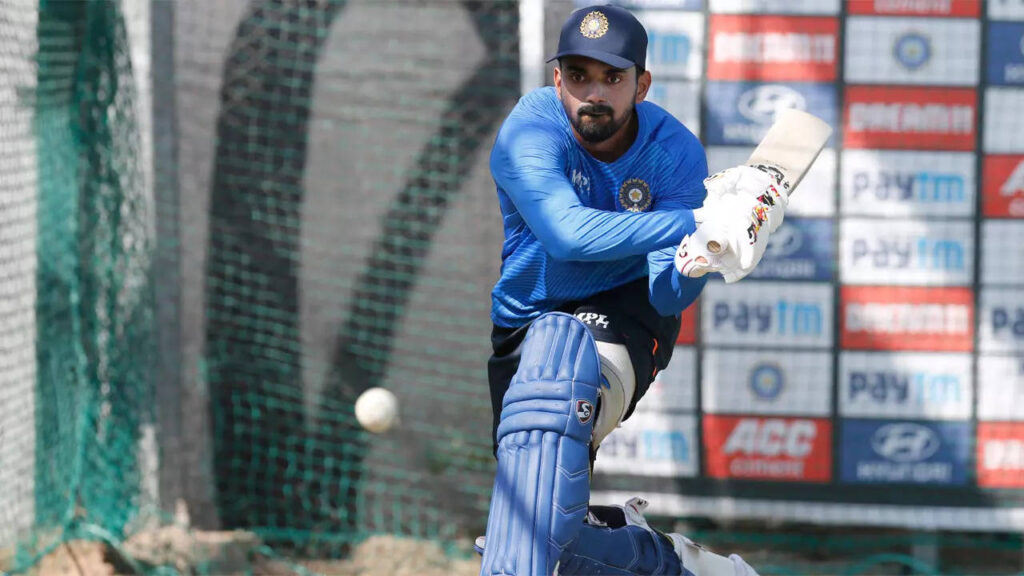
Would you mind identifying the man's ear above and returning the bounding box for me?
[636,69,652,103]
[553,65,562,98]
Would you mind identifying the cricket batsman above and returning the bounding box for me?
[477,4,788,575]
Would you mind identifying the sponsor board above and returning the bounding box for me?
[578,0,704,8]
[704,82,837,147]
[844,87,976,151]
[841,420,970,485]
[990,0,1024,21]
[677,301,698,345]
[639,347,698,413]
[707,146,836,217]
[702,281,833,349]
[841,286,974,352]
[596,413,699,477]
[702,349,832,416]
[845,18,980,86]
[704,416,832,481]
[977,422,1024,488]
[983,155,1024,217]
[646,80,701,133]
[981,221,1024,285]
[840,218,974,286]
[848,0,980,16]
[984,88,1024,153]
[637,11,705,79]
[708,16,838,81]
[977,355,1024,421]
[709,0,839,13]
[747,218,834,282]
[979,288,1024,353]
[988,22,1024,85]
[839,351,972,420]
[841,150,975,218]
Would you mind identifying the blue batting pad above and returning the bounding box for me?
[479,312,602,576]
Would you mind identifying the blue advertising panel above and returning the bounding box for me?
[988,22,1024,85]
[748,218,834,281]
[840,420,971,485]
[704,82,838,146]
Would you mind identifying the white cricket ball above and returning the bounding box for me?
[354,387,399,433]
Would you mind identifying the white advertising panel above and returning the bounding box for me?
[981,221,1024,286]
[709,0,839,13]
[840,218,974,286]
[978,355,1024,421]
[637,11,705,79]
[979,288,1024,353]
[985,88,1024,153]
[595,413,699,477]
[839,351,973,420]
[840,150,976,218]
[845,17,980,86]
[701,281,834,349]
[702,349,832,416]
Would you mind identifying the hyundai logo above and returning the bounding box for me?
[738,85,807,125]
[871,423,940,463]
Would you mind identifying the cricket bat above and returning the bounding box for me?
[705,108,832,254]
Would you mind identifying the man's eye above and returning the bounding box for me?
[571,73,585,83]
[608,76,622,85]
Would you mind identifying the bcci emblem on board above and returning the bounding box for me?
[619,178,652,212]
[580,11,609,39]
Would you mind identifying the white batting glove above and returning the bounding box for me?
[675,165,789,282]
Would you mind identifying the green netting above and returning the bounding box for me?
[1,0,1023,575]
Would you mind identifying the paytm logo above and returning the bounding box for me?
[602,428,691,463]
[648,28,692,66]
[851,171,965,204]
[848,370,963,407]
[738,85,806,124]
[851,236,965,272]
[992,306,1024,340]
[713,299,823,336]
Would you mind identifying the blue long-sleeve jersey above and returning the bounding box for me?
[490,87,709,328]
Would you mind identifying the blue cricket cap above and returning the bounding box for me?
[548,4,648,71]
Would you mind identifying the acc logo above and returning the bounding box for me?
[576,400,594,424]
[579,11,609,39]
[750,363,784,400]
[894,32,931,70]
[738,85,806,124]
[619,178,653,212]
[871,423,940,463]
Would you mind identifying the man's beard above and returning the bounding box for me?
[570,103,633,143]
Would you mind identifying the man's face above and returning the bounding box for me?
[554,56,650,144]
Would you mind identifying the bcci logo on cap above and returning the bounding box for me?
[619,178,652,212]
[580,11,609,39]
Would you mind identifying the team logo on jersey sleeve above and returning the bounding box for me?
[580,11,609,39]
[619,178,652,212]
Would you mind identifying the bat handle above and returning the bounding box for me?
[706,239,725,254]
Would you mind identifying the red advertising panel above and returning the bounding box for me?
[704,415,832,482]
[841,287,974,352]
[677,300,698,345]
[844,87,977,151]
[846,0,980,17]
[983,155,1024,218]
[708,15,838,81]
[977,423,1024,489]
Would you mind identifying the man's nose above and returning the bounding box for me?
[583,82,608,103]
